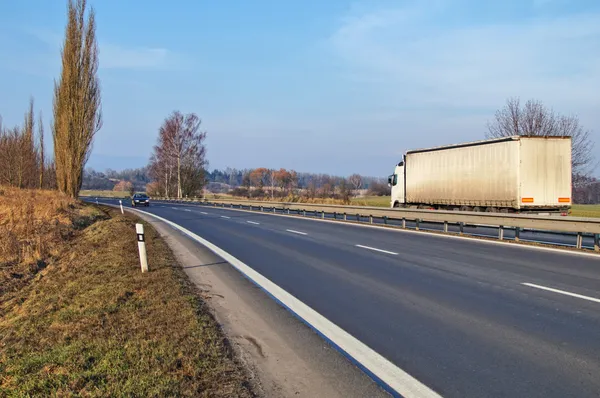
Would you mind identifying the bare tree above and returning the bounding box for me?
[148,111,207,198]
[486,97,594,176]
[38,111,44,189]
[348,173,362,197]
[53,0,102,198]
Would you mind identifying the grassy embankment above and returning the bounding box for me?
[0,187,252,397]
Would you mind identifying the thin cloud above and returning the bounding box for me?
[25,27,182,70]
[328,2,600,114]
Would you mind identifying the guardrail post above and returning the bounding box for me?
[515,227,520,242]
[136,223,148,273]
[595,234,599,252]
[333,212,337,219]
[322,211,325,219]
[443,221,448,233]
[260,206,264,212]
[303,209,306,217]
[415,219,420,231]
[576,233,583,250]
[273,207,276,213]
[343,213,347,221]
[384,216,388,225]
[287,209,290,214]
[356,214,360,221]
[498,225,504,240]
[402,218,406,229]
[369,215,373,224]
[459,222,464,235]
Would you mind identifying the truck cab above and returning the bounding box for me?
[388,160,405,208]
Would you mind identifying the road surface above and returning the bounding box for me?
[91,198,600,398]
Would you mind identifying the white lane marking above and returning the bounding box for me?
[247,221,260,225]
[355,244,398,256]
[184,209,192,212]
[221,215,231,219]
[157,202,599,259]
[124,206,440,398]
[200,211,208,215]
[286,229,308,236]
[171,207,178,210]
[522,283,600,304]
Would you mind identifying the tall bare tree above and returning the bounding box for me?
[38,111,45,189]
[53,0,102,198]
[486,97,594,177]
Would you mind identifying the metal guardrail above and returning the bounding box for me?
[151,197,600,251]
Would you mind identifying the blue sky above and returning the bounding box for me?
[1,0,599,177]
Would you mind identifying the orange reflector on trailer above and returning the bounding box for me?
[521,197,534,203]
[558,197,570,203]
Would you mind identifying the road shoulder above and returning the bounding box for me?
[134,210,388,398]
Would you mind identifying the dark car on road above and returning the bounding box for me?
[131,193,150,207]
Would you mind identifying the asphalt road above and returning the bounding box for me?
[197,201,595,249]
[92,198,600,398]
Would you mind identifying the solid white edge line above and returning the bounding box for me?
[286,229,308,235]
[355,244,398,256]
[522,283,600,304]
[155,202,599,259]
[125,206,440,398]
[247,221,260,225]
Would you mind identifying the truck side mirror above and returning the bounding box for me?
[387,175,393,187]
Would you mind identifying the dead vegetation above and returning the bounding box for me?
[0,186,103,303]
[0,188,254,397]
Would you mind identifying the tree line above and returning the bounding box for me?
[0,100,55,189]
[0,0,102,198]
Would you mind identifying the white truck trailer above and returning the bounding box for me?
[388,136,572,213]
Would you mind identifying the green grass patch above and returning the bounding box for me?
[570,204,600,218]
[0,205,253,397]
[351,196,391,207]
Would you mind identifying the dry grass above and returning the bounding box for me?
[79,190,132,198]
[0,186,104,302]
[0,190,253,397]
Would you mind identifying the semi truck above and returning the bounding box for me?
[387,135,572,213]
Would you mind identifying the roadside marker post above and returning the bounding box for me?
[119,200,124,214]
[136,223,149,272]
[96,198,99,205]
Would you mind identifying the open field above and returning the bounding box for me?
[570,204,600,218]
[0,188,253,397]
[83,189,600,217]
[351,195,390,207]
[79,190,132,198]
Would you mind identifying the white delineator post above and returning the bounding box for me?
[136,223,148,272]
[96,198,99,205]
[119,200,124,214]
